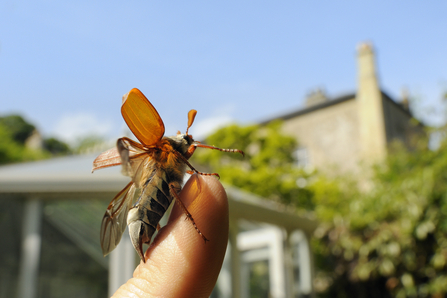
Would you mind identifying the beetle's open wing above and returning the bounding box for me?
[92,147,121,172]
[117,137,157,188]
[100,182,136,256]
[122,88,165,147]
[92,137,148,172]
[99,139,156,256]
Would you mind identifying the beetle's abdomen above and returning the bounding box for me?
[127,168,176,261]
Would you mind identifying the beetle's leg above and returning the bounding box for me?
[184,143,197,159]
[172,150,220,179]
[169,182,209,243]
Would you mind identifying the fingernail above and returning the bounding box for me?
[183,174,202,200]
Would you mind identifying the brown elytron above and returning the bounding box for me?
[92,88,244,262]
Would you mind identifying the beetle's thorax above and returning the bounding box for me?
[164,133,194,156]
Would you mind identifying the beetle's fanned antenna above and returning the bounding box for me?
[186,109,197,136]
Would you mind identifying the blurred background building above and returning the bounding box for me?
[261,43,423,174]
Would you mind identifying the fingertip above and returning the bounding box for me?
[116,174,229,298]
[168,174,229,295]
[169,174,228,225]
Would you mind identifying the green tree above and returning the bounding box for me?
[192,121,313,209]
[0,114,71,164]
[312,136,447,298]
[0,122,49,164]
[0,115,35,144]
[73,135,106,154]
[43,137,71,155]
[195,120,447,298]
[0,123,25,163]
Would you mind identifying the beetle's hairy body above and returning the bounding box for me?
[127,135,191,261]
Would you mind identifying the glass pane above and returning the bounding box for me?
[249,260,269,298]
[0,198,23,298]
[37,199,108,298]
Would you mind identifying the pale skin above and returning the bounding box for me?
[112,174,229,298]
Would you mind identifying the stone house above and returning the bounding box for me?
[261,43,423,174]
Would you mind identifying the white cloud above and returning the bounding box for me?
[51,112,114,145]
[49,105,235,146]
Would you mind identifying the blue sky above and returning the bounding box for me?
[1,1,446,144]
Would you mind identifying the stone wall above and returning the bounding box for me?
[281,97,361,173]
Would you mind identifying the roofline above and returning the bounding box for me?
[0,178,128,194]
[260,90,418,125]
[381,91,415,119]
[226,186,318,233]
[0,180,318,233]
[259,93,355,125]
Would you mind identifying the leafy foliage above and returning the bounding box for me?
[73,135,106,154]
[196,120,447,297]
[43,137,71,155]
[0,122,49,164]
[0,115,35,144]
[312,137,447,297]
[192,121,314,209]
[0,123,27,163]
[0,114,71,164]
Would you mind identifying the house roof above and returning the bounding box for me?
[0,153,127,194]
[0,154,318,234]
[259,90,412,125]
[259,92,355,125]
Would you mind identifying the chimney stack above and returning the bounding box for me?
[401,87,410,111]
[305,88,328,107]
[356,42,387,162]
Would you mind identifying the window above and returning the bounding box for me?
[295,147,310,168]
